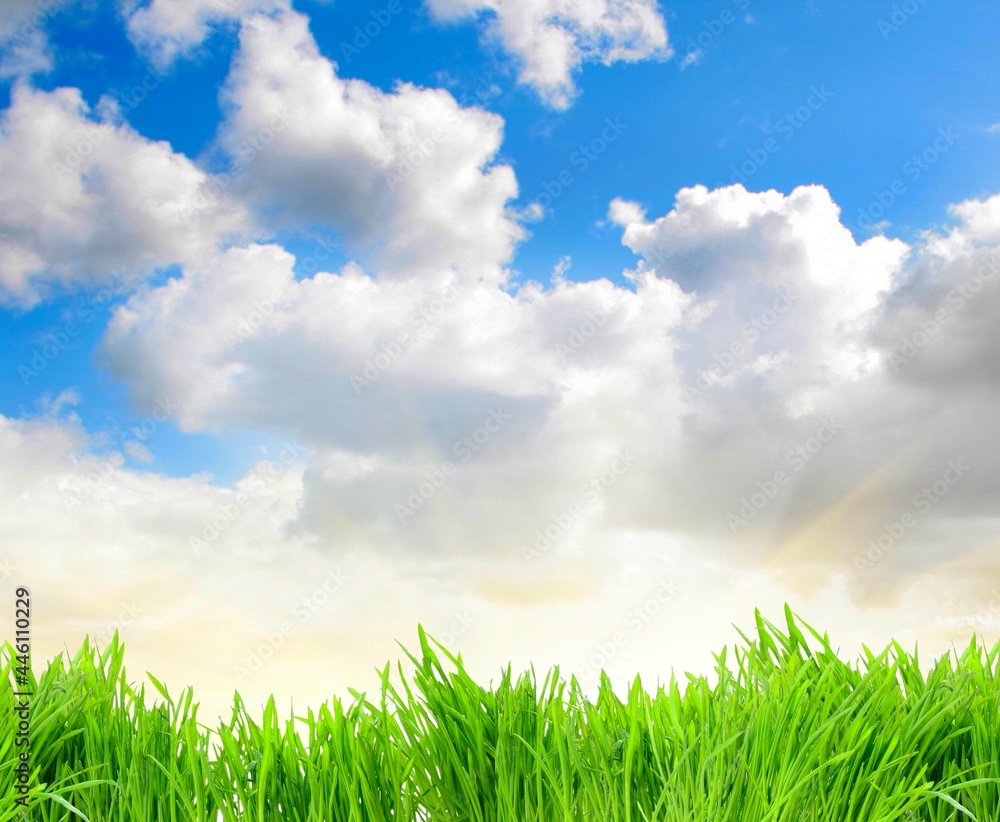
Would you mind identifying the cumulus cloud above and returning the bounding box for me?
[935,192,1000,253]
[214,8,523,281]
[424,0,670,109]
[121,0,287,68]
[95,180,1000,608]
[608,184,910,416]
[600,185,1000,609]
[98,238,694,558]
[871,202,1000,391]
[0,84,248,305]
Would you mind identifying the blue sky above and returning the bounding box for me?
[2,0,1000,718]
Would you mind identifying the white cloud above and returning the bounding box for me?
[597,186,1000,599]
[0,0,46,34]
[0,0,65,35]
[872,216,1000,391]
[609,184,909,414]
[97,229,698,562]
[0,0,76,79]
[96,181,1000,598]
[0,26,52,78]
[941,192,1000,249]
[214,8,524,281]
[678,49,702,69]
[122,0,287,68]
[99,240,691,444]
[424,0,670,109]
[0,84,248,305]
[123,439,154,463]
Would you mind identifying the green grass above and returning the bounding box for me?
[3,605,1000,821]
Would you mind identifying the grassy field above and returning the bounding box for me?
[2,605,999,821]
